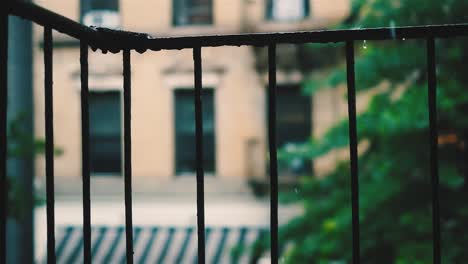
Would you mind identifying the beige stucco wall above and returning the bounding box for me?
[33,0,350,194]
[34,46,266,176]
[34,0,350,35]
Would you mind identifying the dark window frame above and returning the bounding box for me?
[269,84,313,176]
[80,0,120,22]
[173,0,213,27]
[174,88,216,175]
[88,90,123,176]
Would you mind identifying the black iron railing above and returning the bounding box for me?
[2,1,468,263]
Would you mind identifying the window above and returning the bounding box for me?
[89,91,122,175]
[80,0,120,28]
[173,0,213,26]
[174,89,215,174]
[274,84,312,176]
[266,0,310,22]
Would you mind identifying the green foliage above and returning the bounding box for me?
[258,0,468,263]
[7,113,62,220]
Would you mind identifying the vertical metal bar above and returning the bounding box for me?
[123,49,134,264]
[268,44,279,264]
[346,41,360,264]
[0,7,8,264]
[80,41,91,264]
[427,37,441,264]
[44,27,56,264]
[193,46,206,263]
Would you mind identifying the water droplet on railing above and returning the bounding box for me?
[363,40,367,49]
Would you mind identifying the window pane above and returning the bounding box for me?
[275,85,312,176]
[267,0,309,21]
[89,91,122,174]
[81,0,119,12]
[175,89,215,174]
[81,0,119,21]
[173,0,213,26]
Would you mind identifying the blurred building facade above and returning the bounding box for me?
[32,0,350,197]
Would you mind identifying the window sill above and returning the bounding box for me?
[165,25,231,37]
[175,172,216,177]
[91,173,122,177]
[250,17,332,33]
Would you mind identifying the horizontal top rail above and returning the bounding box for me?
[8,1,468,53]
[8,1,102,45]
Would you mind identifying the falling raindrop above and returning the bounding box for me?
[390,20,396,39]
[363,40,367,49]
[402,38,406,41]
[294,188,299,194]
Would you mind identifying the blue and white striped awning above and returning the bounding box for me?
[53,226,267,264]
